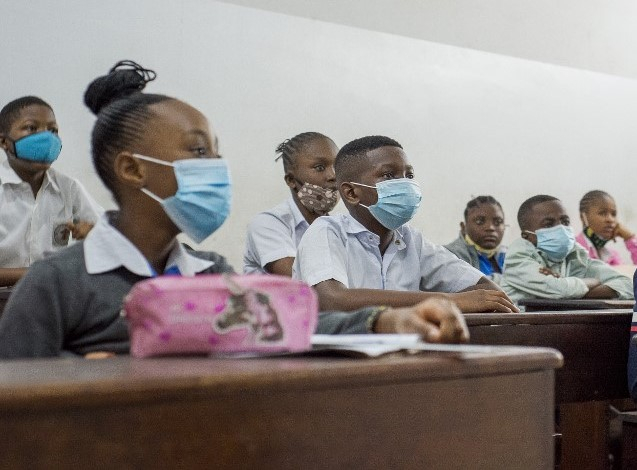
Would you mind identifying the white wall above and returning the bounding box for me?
[220,0,637,81]
[3,0,637,269]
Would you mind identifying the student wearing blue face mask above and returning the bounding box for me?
[0,96,102,286]
[293,135,519,313]
[0,64,471,358]
[500,194,633,304]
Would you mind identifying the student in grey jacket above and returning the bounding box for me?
[445,196,507,283]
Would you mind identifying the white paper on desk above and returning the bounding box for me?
[311,334,503,357]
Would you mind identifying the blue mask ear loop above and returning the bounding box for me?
[133,154,175,202]
[349,182,377,209]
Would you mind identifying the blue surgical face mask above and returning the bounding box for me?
[352,178,422,230]
[12,131,62,163]
[135,154,232,243]
[526,224,575,261]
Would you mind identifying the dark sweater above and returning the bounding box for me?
[0,243,376,358]
[0,243,233,358]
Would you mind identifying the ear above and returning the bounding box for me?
[340,182,360,205]
[284,172,296,190]
[580,212,588,227]
[460,221,466,235]
[113,152,145,188]
[0,134,9,153]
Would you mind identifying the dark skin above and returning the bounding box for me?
[112,99,218,274]
[314,146,519,313]
[265,137,338,277]
[521,200,617,299]
[460,203,505,273]
[0,104,93,286]
[86,102,469,358]
[580,195,635,249]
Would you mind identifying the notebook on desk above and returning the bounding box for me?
[519,298,635,312]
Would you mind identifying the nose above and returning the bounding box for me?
[325,166,336,182]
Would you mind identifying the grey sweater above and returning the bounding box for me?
[0,243,374,358]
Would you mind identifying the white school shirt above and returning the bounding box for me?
[243,198,309,274]
[292,213,483,292]
[0,160,103,267]
[84,214,214,276]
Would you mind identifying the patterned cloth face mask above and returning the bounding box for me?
[352,178,422,230]
[296,182,339,215]
[135,154,232,243]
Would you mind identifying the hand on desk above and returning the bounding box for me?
[450,290,519,313]
[375,298,469,343]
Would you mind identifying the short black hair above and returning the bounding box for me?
[335,135,402,183]
[464,195,503,220]
[84,60,171,203]
[0,96,53,135]
[275,132,333,173]
[579,190,612,214]
[517,194,559,230]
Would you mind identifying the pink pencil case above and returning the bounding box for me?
[123,274,318,358]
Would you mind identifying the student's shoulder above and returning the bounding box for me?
[504,238,540,263]
[22,243,87,281]
[248,200,297,228]
[186,249,235,274]
[444,234,469,254]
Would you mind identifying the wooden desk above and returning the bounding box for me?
[0,348,561,470]
[466,310,633,469]
[519,298,634,312]
[466,310,632,403]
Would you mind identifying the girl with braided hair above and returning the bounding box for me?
[576,190,637,265]
[243,132,339,275]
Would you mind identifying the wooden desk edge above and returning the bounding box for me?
[0,349,562,410]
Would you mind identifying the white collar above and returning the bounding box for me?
[343,213,406,249]
[84,213,214,276]
[0,159,59,191]
[287,197,309,229]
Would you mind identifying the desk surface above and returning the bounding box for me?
[0,349,561,469]
[519,298,634,311]
[466,310,632,403]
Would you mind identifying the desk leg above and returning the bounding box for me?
[559,401,609,470]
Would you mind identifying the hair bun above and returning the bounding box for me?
[84,60,157,115]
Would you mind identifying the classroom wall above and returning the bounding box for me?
[220,0,637,80]
[3,1,637,269]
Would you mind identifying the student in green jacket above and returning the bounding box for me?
[500,194,633,304]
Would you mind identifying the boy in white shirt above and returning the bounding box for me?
[293,135,517,313]
[0,96,102,286]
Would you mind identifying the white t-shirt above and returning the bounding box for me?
[0,160,103,267]
[243,198,309,274]
[293,213,482,292]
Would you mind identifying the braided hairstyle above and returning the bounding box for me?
[0,96,53,135]
[579,190,611,215]
[463,195,503,220]
[274,132,333,173]
[84,60,172,202]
